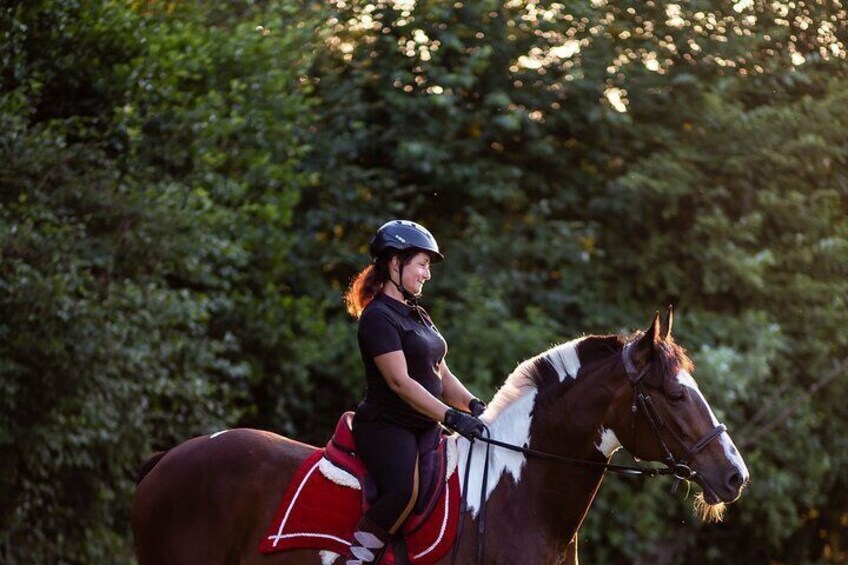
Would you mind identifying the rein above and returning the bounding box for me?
[474,434,676,476]
[451,341,728,565]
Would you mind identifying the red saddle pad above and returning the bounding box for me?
[259,448,461,564]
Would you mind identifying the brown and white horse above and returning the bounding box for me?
[132,310,748,564]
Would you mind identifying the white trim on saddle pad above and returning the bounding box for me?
[317,457,362,490]
[412,479,453,560]
[445,436,458,480]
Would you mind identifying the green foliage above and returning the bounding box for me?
[303,1,848,563]
[2,0,847,563]
[1,0,318,562]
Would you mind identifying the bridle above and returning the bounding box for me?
[451,340,728,565]
[621,341,727,484]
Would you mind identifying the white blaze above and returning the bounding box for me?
[676,370,750,481]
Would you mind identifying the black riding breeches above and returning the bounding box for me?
[352,415,438,533]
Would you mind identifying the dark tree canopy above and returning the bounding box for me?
[1,0,846,563]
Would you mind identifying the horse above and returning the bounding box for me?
[132,309,749,564]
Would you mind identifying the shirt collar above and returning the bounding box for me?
[377,292,416,317]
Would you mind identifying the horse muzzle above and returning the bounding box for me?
[694,463,749,504]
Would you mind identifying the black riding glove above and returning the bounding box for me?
[443,408,485,439]
[468,398,486,417]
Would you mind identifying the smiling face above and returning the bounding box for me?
[391,251,432,297]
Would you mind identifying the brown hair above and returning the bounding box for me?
[345,263,384,319]
[344,250,421,318]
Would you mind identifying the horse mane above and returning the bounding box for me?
[615,331,695,396]
[485,332,694,419]
[654,337,694,376]
[650,336,694,396]
[485,335,625,421]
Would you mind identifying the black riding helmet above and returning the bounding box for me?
[369,220,444,263]
[369,220,443,304]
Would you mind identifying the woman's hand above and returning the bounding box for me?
[468,398,486,417]
[443,409,485,439]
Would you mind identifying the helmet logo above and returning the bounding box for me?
[393,235,407,243]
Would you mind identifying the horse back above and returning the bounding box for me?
[132,429,318,565]
[137,451,167,484]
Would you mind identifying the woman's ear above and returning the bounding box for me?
[387,255,400,277]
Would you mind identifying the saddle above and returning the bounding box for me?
[323,412,449,534]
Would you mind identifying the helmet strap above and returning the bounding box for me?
[393,262,419,306]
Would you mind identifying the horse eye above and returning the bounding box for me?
[668,389,686,402]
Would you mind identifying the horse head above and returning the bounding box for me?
[609,307,750,520]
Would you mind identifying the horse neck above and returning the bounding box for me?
[456,342,630,557]
[532,352,628,456]
[521,354,628,536]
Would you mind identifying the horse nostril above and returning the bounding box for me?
[727,471,745,491]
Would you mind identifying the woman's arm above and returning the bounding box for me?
[439,360,477,412]
[374,351,451,421]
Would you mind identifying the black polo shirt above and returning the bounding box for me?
[357,292,447,429]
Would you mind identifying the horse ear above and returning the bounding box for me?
[649,310,661,343]
[660,305,673,341]
[633,311,661,365]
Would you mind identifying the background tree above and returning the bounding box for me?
[1,0,845,563]
[301,1,848,563]
[1,1,318,561]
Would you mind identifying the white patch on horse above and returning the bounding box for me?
[319,550,339,565]
[596,428,622,458]
[458,338,585,517]
[676,370,750,481]
[209,430,231,439]
[546,338,584,381]
[318,457,362,490]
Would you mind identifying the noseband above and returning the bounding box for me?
[621,342,727,482]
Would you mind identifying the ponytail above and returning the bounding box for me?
[345,250,420,318]
[345,263,384,319]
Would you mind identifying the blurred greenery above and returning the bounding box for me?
[1,0,846,563]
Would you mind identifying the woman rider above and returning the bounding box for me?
[338,220,485,565]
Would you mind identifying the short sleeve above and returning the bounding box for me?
[359,308,403,358]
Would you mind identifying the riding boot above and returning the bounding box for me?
[334,515,391,565]
[390,535,409,565]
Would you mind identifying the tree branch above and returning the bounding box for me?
[737,358,847,450]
